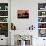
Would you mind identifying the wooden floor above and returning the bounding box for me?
[0,45,8,46]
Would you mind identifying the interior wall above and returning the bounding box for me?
[11,0,46,46]
[0,0,8,3]
[11,0,38,30]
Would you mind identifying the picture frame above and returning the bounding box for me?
[17,10,29,19]
[38,29,46,37]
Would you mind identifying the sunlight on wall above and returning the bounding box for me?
[0,0,8,3]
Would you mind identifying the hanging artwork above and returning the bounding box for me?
[38,29,46,37]
[17,10,29,19]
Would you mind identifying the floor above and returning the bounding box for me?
[0,45,8,46]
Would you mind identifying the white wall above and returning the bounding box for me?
[0,0,8,3]
[11,0,38,30]
[0,35,8,45]
[11,0,38,45]
[0,0,46,46]
[11,0,46,46]
[0,0,9,45]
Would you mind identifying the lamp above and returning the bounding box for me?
[19,35,32,46]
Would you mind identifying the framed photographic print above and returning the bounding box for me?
[17,10,29,19]
[38,29,46,37]
[38,23,46,28]
[0,17,8,22]
[0,23,8,37]
[0,11,8,16]
[38,3,46,10]
[38,17,46,22]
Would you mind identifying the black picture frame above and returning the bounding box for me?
[17,10,29,19]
